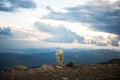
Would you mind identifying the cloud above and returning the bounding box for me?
[109,35,120,46]
[34,22,84,43]
[0,26,12,35]
[44,0,120,35]
[110,40,119,46]
[88,40,119,47]
[87,40,108,46]
[0,0,36,12]
[117,35,120,40]
[84,35,120,47]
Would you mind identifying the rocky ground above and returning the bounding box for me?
[0,59,120,80]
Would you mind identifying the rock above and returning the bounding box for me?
[11,71,15,76]
[63,77,68,80]
[27,69,35,75]
[36,64,54,72]
[66,62,77,68]
[41,64,54,71]
[7,68,12,71]
[14,65,27,71]
[35,67,41,71]
[56,65,63,69]
[53,74,58,78]
[11,69,15,72]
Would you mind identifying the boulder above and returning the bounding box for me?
[63,77,68,80]
[56,65,63,69]
[66,62,77,68]
[14,65,28,71]
[36,64,54,72]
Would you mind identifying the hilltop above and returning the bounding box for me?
[0,59,120,80]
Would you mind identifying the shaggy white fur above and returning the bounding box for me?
[56,48,64,66]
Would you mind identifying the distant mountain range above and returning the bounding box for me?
[100,59,120,64]
[0,48,120,71]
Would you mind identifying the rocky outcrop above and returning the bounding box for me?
[7,65,28,71]
[36,64,54,72]
[65,62,77,68]
[14,65,28,71]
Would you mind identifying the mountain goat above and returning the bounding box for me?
[56,48,64,66]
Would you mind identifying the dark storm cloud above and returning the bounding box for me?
[34,22,84,43]
[0,0,36,12]
[0,26,12,35]
[44,0,120,35]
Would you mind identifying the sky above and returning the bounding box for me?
[0,0,120,50]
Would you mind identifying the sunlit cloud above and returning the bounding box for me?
[0,0,120,50]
